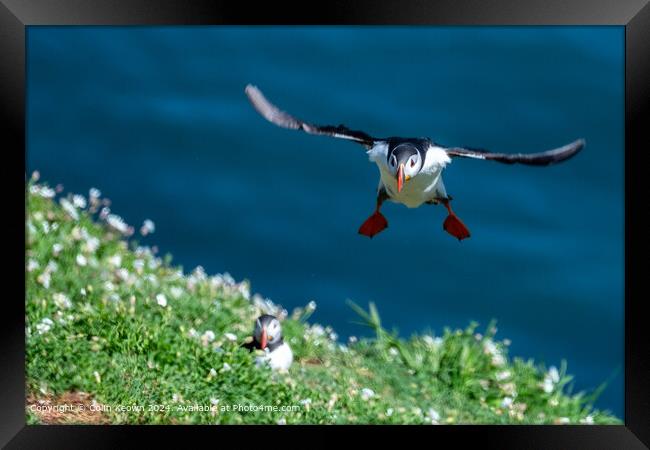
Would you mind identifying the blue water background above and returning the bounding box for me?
[26,26,624,417]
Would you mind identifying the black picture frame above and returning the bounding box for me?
[2,1,648,448]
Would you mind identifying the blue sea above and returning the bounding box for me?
[26,26,624,417]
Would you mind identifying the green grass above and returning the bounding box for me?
[25,178,620,425]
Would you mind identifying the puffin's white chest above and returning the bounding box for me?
[255,343,293,371]
[379,166,443,208]
[367,143,450,208]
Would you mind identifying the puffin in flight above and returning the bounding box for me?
[244,84,584,241]
[243,314,293,371]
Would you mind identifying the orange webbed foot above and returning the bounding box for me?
[358,212,388,238]
[443,213,471,241]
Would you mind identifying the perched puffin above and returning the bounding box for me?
[244,84,584,241]
[244,314,293,371]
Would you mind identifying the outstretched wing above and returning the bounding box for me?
[445,139,585,166]
[245,84,378,148]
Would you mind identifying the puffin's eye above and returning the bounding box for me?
[410,158,416,167]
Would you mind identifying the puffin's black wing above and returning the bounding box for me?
[245,84,378,149]
[445,139,585,166]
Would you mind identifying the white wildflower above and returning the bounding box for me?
[542,378,554,394]
[145,273,158,286]
[501,397,514,409]
[389,347,399,356]
[222,362,232,372]
[72,194,87,209]
[306,300,317,311]
[36,318,54,334]
[276,417,286,425]
[37,271,51,289]
[222,272,234,284]
[557,417,570,424]
[99,207,110,220]
[386,408,394,417]
[299,398,312,406]
[107,254,122,268]
[423,335,443,348]
[310,324,325,337]
[76,254,87,266]
[579,415,594,425]
[83,236,100,253]
[52,293,72,309]
[27,220,37,236]
[39,186,56,198]
[542,366,560,393]
[210,398,220,406]
[237,282,250,299]
[501,382,517,397]
[202,330,216,342]
[106,214,129,234]
[104,281,115,291]
[70,226,83,240]
[224,333,237,342]
[60,198,79,220]
[496,370,511,381]
[188,328,199,339]
[483,339,497,354]
[89,187,101,200]
[348,336,358,344]
[172,393,180,403]
[133,259,144,273]
[116,268,129,281]
[209,368,217,377]
[140,219,155,236]
[170,286,183,299]
[93,371,101,383]
[52,243,63,256]
[484,339,506,366]
[193,266,207,280]
[156,294,167,307]
[360,388,375,401]
[27,259,39,272]
[426,408,441,424]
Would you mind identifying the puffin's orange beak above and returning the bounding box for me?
[260,327,267,349]
[397,163,405,193]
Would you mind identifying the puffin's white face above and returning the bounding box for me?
[253,316,282,349]
[388,145,422,192]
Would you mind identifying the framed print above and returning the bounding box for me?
[1,0,648,448]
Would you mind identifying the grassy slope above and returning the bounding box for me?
[25,180,620,425]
